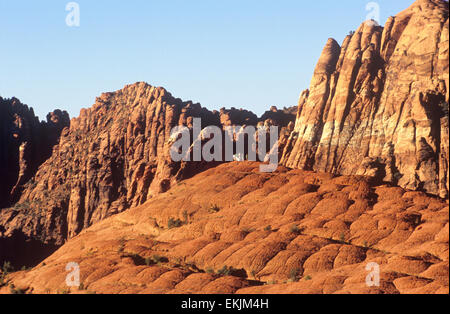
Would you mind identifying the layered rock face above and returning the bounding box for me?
[281,0,449,198]
[0,83,294,256]
[0,97,70,208]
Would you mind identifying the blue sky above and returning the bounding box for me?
[0,0,414,120]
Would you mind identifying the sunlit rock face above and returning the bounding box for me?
[281,0,449,198]
[0,82,295,249]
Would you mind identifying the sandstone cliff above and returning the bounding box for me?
[281,0,449,198]
[0,83,294,267]
[0,97,70,208]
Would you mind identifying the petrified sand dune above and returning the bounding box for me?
[1,162,447,294]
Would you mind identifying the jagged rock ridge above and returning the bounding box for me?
[281,0,449,198]
[0,97,70,208]
[0,83,295,261]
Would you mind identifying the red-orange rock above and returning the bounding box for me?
[0,97,70,207]
[0,162,447,294]
[282,0,449,198]
[0,83,294,266]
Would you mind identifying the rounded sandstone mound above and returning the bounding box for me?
[1,162,448,294]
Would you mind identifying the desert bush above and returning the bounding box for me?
[290,225,302,234]
[217,266,234,276]
[289,268,301,282]
[168,217,183,229]
[250,270,259,280]
[241,227,254,234]
[2,261,14,274]
[149,254,168,265]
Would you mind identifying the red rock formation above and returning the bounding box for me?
[1,162,447,294]
[281,0,449,198]
[0,97,70,208]
[0,83,292,257]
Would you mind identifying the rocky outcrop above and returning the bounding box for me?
[0,97,70,208]
[1,162,448,294]
[281,0,449,198]
[0,83,294,259]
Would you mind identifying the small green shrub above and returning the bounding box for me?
[290,225,302,234]
[2,261,14,274]
[241,227,254,234]
[168,218,183,229]
[150,254,167,265]
[289,268,301,282]
[152,255,163,264]
[217,266,235,276]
